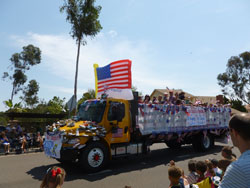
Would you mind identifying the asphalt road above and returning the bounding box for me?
[0,142,241,188]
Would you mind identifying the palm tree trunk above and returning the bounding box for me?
[74,40,81,115]
[11,84,15,102]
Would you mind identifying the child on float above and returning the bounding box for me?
[40,166,66,188]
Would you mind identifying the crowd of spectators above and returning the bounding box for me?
[0,123,44,154]
[168,145,236,188]
[167,113,250,188]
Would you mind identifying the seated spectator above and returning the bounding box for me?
[15,124,23,134]
[211,159,223,177]
[168,160,188,187]
[180,168,189,186]
[221,146,236,161]
[196,161,207,183]
[6,124,11,132]
[218,158,232,178]
[19,132,27,153]
[0,131,10,154]
[187,160,199,184]
[205,159,215,178]
[168,166,182,188]
[40,166,66,188]
[36,132,44,151]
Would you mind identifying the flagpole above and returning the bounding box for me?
[93,64,99,98]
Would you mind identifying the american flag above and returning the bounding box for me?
[96,59,132,93]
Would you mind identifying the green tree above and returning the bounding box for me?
[3,99,24,112]
[217,51,250,104]
[33,97,66,114]
[77,89,95,109]
[223,96,247,112]
[230,99,247,112]
[47,96,66,114]
[60,0,102,112]
[2,45,41,101]
[20,79,40,108]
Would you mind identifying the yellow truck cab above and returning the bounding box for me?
[44,97,140,172]
[44,93,230,172]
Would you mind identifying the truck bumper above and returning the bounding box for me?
[60,147,79,161]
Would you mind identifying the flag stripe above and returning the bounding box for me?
[98,75,129,84]
[98,79,129,87]
[111,66,129,72]
[110,62,129,67]
[110,63,129,69]
[111,70,129,76]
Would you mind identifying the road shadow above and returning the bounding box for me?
[26,143,224,182]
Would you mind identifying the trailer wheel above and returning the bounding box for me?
[80,142,108,172]
[166,140,182,149]
[192,134,212,152]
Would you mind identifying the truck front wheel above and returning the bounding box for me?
[80,142,108,173]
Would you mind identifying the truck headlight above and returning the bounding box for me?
[68,138,80,145]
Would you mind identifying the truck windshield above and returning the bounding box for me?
[77,100,106,123]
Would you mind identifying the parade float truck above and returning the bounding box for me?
[44,93,230,172]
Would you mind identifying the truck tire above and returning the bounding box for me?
[80,142,108,173]
[192,133,212,152]
[166,140,182,149]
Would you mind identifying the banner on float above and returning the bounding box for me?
[137,104,231,135]
[44,132,62,159]
[186,106,206,126]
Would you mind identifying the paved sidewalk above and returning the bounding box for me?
[0,147,42,156]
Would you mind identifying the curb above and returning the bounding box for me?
[0,147,42,156]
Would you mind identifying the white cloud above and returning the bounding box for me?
[42,84,87,96]
[11,31,174,96]
[10,30,223,99]
[108,30,118,38]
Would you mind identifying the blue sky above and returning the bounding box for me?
[1,0,250,111]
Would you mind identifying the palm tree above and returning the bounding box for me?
[60,0,102,114]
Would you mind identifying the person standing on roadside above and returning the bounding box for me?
[219,113,250,188]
